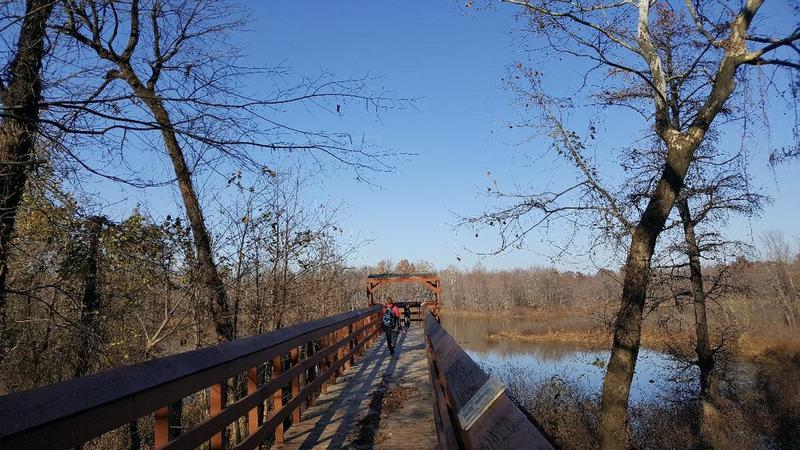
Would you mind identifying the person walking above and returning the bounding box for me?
[403,302,412,331]
[382,297,401,354]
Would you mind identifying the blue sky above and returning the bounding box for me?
[241,1,563,269]
[87,1,799,272]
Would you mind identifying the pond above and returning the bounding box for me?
[441,313,698,404]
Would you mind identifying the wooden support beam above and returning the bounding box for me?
[306,342,317,407]
[209,383,227,450]
[320,335,329,395]
[154,406,169,449]
[347,323,354,369]
[271,355,284,444]
[290,348,300,424]
[336,328,345,377]
[247,367,261,436]
[325,331,335,388]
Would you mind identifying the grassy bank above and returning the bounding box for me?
[441,307,676,352]
[440,308,800,358]
[450,308,800,448]
[489,345,800,450]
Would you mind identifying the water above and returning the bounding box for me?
[441,314,698,404]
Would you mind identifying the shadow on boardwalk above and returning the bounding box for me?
[274,327,437,450]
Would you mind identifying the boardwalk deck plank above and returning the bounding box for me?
[274,327,437,449]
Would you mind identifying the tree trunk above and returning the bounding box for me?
[254,246,263,334]
[599,33,743,446]
[0,0,55,357]
[75,216,105,377]
[599,140,696,450]
[119,69,234,342]
[677,198,719,443]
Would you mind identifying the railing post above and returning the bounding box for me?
[367,314,375,348]
[346,323,354,370]
[372,313,379,347]
[155,406,169,449]
[320,334,329,394]
[359,317,369,358]
[336,327,345,377]
[210,383,227,450]
[374,314,380,349]
[369,313,374,342]
[355,318,363,359]
[271,355,284,444]
[307,342,318,407]
[327,331,337,385]
[360,317,367,356]
[361,316,367,350]
[247,367,262,436]
[290,347,301,424]
[154,400,181,449]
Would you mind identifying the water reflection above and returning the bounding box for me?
[441,314,587,360]
[442,314,698,404]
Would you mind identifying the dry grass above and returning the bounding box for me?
[441,307,599,320]
[447,307,800,359]
[737,333,800,358]
[485,328,697,353]
[487,330,607,348]
[746,345,800,447]
[497,346,800,450]
[446,299,800,448]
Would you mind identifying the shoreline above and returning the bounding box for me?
[440,308,800,358]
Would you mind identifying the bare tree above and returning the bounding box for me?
[0,0,56,355]
[211,165,364,336]
[54,0,407,342]
[637,140,767,444]
[761,230,799,327]
[469,1,799,446]
[55,0,249,342]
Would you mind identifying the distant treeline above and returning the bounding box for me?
[439,256,800,329]
[442,266,618,312]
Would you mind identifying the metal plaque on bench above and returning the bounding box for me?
[457,375,506,431]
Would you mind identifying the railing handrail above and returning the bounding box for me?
[0,305,382,449]
[423,307,554,450]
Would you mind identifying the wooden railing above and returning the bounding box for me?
[394,300,434,323]
[423,308,554,450]
[0,306,382,449]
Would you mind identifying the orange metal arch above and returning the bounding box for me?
[365,273,441,317]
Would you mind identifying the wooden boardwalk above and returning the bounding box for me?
[0,302,554,450]
[274,326,437,449]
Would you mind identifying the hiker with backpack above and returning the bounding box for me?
[382,297,401,354]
